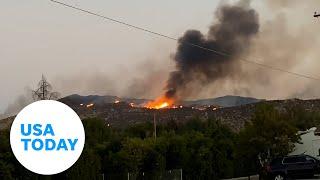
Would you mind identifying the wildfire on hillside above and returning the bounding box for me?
[144,96,175,109]
[86,103,94,108]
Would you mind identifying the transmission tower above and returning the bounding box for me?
[32,75,60,101]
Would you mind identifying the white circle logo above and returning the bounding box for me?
[10,100,85,175]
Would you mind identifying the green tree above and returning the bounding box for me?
[236,104,300,175]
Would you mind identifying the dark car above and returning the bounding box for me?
[265,154,320,180]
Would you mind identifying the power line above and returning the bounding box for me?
[49,0,320,81]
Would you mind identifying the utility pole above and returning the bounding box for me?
[153,112,157,140]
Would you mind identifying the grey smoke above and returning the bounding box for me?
[2,0,320,117]
[1,87,33,118]
[165,2,259,100]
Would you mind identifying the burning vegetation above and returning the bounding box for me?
[144,1,259,108]
[86,103,94,108]
[144,96,175,109]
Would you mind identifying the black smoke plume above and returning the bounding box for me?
[165,2,259,100]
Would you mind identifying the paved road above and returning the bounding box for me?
[225,174,320,180]
[300,175,320,180]
[275,175,320,180]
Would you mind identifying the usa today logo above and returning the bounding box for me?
[10,100,85,175]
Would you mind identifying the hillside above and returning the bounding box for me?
[57,96,320,132]
[59,94,149,107]
[1,95,320,132]
[184,95,263,107]
[59,94,262,107]
[0,116,15,130]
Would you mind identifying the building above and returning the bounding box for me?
[289,127,320,158]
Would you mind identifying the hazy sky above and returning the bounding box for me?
[0,0,220,112]
[1,0,320,114]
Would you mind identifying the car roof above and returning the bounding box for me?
[284,154,307,158]
[272,154,308,160]
[272,154,317,161]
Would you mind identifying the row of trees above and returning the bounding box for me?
[1,104,320,179]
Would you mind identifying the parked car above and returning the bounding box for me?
[265,154,320,180]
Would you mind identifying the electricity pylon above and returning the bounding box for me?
[32,75,60,100]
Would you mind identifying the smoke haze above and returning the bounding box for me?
[165,1,259,100]
[1,0,320,117]
[163,0,320,101]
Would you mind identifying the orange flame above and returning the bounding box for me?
[145,96,174,109]
[86,103,94,108]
